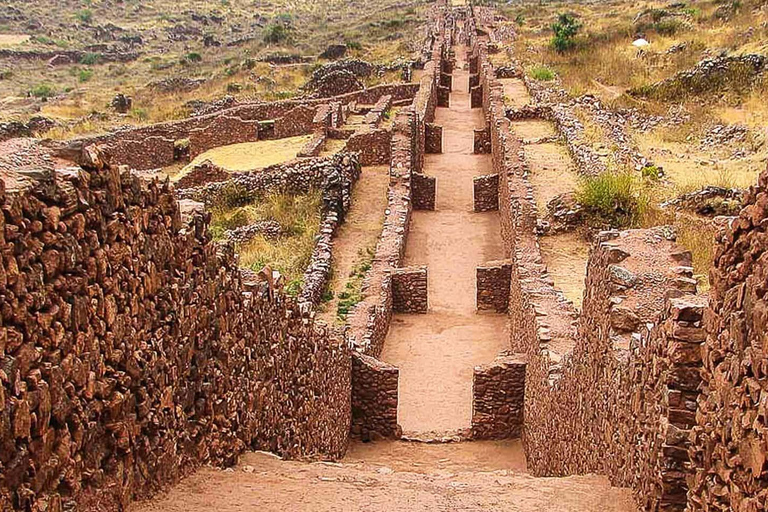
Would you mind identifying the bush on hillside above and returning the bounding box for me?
[550,13,581,53]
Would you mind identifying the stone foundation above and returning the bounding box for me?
[345,129,392,166]
[391,266,428,313]
[189,115,260,157]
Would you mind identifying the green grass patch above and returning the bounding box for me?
[576,171,649,229]
[529,65,555,81]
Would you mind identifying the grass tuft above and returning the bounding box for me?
[576,171,649,229]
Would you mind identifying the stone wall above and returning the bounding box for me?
[0,164,352,512]
[476,260,512,313]
[473,127,490,154]
[345,129,392,166]
[351,353,400,440]
[189,115,260,158]
[473,173,499,212]
[471,355,526,440]
[47,84,420,172]
[412,173,436,211]
[274,105,318,139]
[425,123,443,154]
[476,31,709,511]
[391,266,428,314]
[687,170,768,511]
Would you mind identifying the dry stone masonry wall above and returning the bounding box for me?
[0,164,351,512]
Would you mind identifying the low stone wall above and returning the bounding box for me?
[413,172,436,211]
[391,266,428,313]
[471,355,526,440]
[100,135,176,171]
[345,129,392,166]
[425,123,443,153]
[473,173,499,212]
[437,85,450,107]
[174,160,231,189]
[297,130,327,157]
[178,153,359,206]
[189,115,260,157]
[363,95,393,125]
[473,127,491,154]
[0,164,352,512]
[351,353,400,440]
[274,105,318,139]
[476,260,512,313]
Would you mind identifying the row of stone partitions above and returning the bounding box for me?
[471,13,768,511]
[0,162,352,511]
[346,0,449,442]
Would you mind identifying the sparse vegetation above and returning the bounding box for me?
[30,83,56,98]
[529,65,555,81]
[576,171,649,229]
[550,13,581,53]
[210,191,322,287]
[75,9,93,24]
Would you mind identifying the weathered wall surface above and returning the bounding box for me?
[391,266,428,314]
[189,115,260,158]
[476,260,512,313]
[351,353,400,441]
[688,171,768,511]
[473,173,498,212]
[0,165,352,511]
[345,129,392,166]
[471,355,526,440]
[412,172,436,211]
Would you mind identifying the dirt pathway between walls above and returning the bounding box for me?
[318,165,389,324]
[380,45,508,435]
[134,441,636,512]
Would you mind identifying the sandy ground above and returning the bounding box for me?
[380,46,509,435]
[318,165,389,324]
[133,445,636,512]
[539,231,590,308]
[500,78,532,108]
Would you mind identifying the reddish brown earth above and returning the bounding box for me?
[133,442,636,512]
[380,46,509,435]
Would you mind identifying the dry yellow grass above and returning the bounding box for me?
[0,34,30,46]
[182,135,312,174]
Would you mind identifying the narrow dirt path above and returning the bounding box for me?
[380,45,508,435]
[318,165,389,324]
[133,445,635,512]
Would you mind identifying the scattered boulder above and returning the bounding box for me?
[320,44,348,60]
[110,93,132,114]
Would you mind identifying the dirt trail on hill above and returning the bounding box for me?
[380,46,508,435]
[318,165,389,324]
[133,443,636,512]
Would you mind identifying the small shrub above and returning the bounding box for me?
[529,65,555,81]
[217,182,254,209]
[655,19,685,35]
[78,69,94,82]
[75,9,93,23]
[346,41,362,51]
[515,14,526,26]
[641,164,664,181]
[263,23,290,44]
[30,83,56,98]
[550,13,581,53]
[576,171,648,228]
[79,52,100,65]
[184,52,202,63]
[130,107,149,121]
